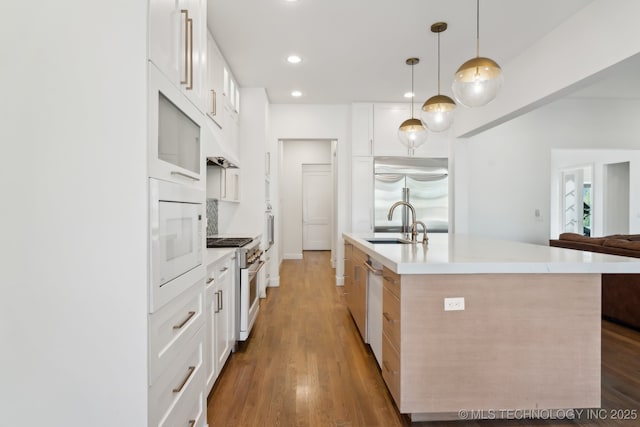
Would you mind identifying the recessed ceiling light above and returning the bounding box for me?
[404,92,414,98]
[287,55,302,64]
[291,90,302,97]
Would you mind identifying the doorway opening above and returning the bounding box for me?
[279,139,335,261]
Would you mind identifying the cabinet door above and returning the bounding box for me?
[215,261,233,370]
[149,0,206,112]
[352,103,373,156]
[149,0,182,84]
[225,168,240,202]
[373,104,413,157]
[352,157,374,232]
[206,32,224,129]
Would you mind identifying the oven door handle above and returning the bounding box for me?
[247,260,265,280]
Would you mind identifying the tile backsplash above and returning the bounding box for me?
[206,198,218,236]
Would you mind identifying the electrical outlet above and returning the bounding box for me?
[444,297,465,311]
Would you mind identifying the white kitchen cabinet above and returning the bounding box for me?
[351,157,374,233]
[149,0,207,112]
[352,103,374,156]
[205,252,235,394]
[148,325,205,427]
[206,165,240,203]
[205,31,224,130]
[373,103,414,157]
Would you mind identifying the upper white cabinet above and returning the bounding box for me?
[205,31,224,129]
[204,31,240,160]
[352,103,448,158]
[373,103,413,157]
[352,103,374,156]
[149,0,207,113]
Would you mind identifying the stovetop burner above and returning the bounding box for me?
[206,237,253,248]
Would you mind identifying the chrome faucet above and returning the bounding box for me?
[387,201,418,243]
[411,220,429,245]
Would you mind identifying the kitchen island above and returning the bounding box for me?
[343,233,640,422]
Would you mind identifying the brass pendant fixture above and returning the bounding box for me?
[421,22,456,133]
[398,57,428,150]
[452,0,503,107]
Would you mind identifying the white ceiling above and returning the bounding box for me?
[207,0,596,104]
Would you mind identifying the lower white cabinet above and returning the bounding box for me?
[205,252,236,394]
[148,324,205,427]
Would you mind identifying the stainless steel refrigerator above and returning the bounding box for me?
[374,157,448,233]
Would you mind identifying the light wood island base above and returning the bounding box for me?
[385,270,601,420]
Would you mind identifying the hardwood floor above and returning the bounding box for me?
[207,251,640,426]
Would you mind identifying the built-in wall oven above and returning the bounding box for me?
[149,178,205,312]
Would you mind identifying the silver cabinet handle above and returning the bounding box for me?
[171,170,200,181]
[363,260,382,276]
[211,89,216,116]
[220,267,228,272]
[214,291,220,314]
[186,16,193,90]
[206,277,214,284]
[219,289,223,311]
[173,311,196,329]
[173,366,195,393]
[188,420,196,427]
[180,10,189,85]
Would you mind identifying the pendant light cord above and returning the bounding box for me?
[437,31,441,94]
[476,0,480,57]
[410,62,415,118]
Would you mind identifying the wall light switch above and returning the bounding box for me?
[444,297,465,311]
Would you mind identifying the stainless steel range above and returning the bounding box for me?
[206,237,263,341]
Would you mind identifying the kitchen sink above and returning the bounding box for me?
[365,238,412,244]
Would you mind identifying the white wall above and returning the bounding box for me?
[455,98,640,245]
[269,104,350,282]
[281,140,332,258]
[0,2,148,426]
[454,0,640,138]
[218,88,268,236]
[550,150,640,238]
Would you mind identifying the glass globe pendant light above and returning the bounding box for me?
[452,0,503,108]
[421,22,456,133]
[398,58,428,150]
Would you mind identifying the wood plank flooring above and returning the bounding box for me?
[207,251,640,426]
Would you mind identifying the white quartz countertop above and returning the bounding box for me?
[206,248,237,266]
[344,232,640,275]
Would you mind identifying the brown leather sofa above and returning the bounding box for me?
[549,233,640,331]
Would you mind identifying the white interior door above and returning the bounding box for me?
[302,164,332,250]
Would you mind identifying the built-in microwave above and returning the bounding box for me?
[149,178,205,313]
[148,63,204,187]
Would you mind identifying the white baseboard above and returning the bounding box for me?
[283,253,303,260]
[336,276,344,286]
[268,276,280,287]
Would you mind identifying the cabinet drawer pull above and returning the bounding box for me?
[173,311,196,329]
[383,275,398,284]
[180,10,189,85]
[206,277,214,284]
[382,312,398,323]
[220,267,228,272]
[219,289,223,311]
[188,420,196,427]
[214,291,220,314]
[382,361,398,375]
[173,366,196,393]
[171,170,200,181]
[211,89,216,116]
